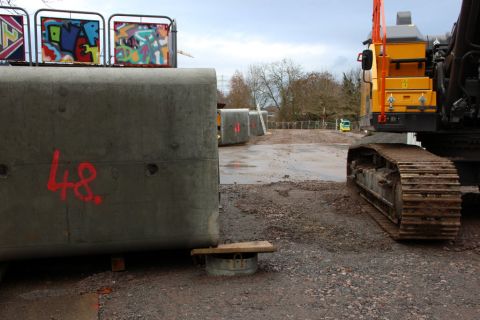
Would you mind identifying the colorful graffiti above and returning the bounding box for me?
[0,14,25,61]
[114,22,169,66]
[41,17,100,64]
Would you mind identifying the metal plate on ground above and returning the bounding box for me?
[0,293,99,320]
[205,253,258,276]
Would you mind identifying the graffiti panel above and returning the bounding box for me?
[114,22,169,66]
[41,17,100,64]
[0,14,25,61]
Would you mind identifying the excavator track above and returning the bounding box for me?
[348,144,461,240]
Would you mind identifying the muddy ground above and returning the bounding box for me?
[0,130,479,320]
[220,130,363,184]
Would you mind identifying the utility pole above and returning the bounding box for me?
[323,106,326,127]
[218,74,228,96]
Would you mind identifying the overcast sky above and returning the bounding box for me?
[8,0,463,90]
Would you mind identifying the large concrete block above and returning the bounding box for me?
[218,109,250,146]
[249,111,268,136]
[0,67,219,261]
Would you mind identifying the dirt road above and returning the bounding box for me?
[220,130,363,184]
[0,130,479,320]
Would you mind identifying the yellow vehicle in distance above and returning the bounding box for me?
[339,119,351,132]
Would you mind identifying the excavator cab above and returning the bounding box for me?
[359,11,438,132]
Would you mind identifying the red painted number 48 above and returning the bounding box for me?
[47,150,103,205]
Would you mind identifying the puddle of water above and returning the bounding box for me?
[221,161,257,168]
[220,143,348,184]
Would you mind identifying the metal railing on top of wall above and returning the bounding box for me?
[34,8,107,66]
[0,6,32,65]
[1,7,178,68]
[107,13,177,68]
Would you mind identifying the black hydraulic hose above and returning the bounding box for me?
[458,50,480,97]
[466,0,480,49]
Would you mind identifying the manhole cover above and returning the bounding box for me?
[206,253,258,276]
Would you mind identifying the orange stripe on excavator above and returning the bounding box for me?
[372,0,387,123]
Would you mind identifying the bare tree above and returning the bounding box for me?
[0,0,18,9]
[0,1,21,17]
[269,59,303,120]
[245,59,303,118]
[225,71,253,109]
[245,65,267,109]
[0,0,58,7]
[0,0,16,6]
[224,60,361,121]
[339,67,362,120]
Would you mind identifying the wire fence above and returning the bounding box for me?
[267,121,358,130]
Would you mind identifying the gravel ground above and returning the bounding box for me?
[249,129,363,145]
[220,181,480,319]
[0,130,479,320]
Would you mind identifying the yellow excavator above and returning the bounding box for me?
[348,0,480,240]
